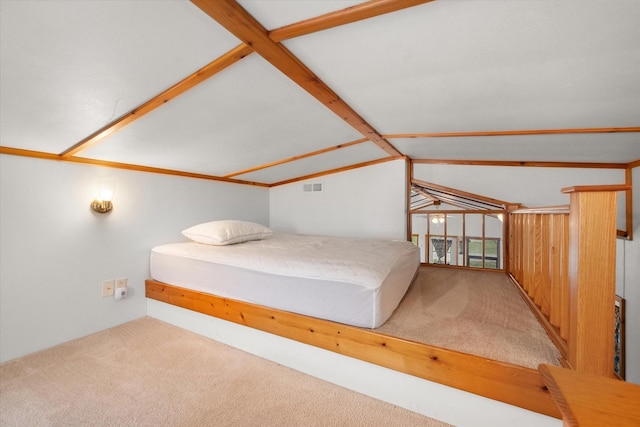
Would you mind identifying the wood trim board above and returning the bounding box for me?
[145,279,561,418]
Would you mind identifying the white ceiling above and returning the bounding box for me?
[1,0,639,186]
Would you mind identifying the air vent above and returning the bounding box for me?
[303,183,323,192]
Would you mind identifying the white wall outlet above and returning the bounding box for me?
[102,280,115,297]
[115,277,127,288]
[114,287,127,300]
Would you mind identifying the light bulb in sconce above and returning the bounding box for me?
[91,180,115,214]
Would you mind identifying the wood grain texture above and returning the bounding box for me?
[146,279,561,418]
[566,190,618,376]
[270,0,435,42]
[508,211,571,360]
[269,156,404,187]
[223,138,368,178]
[0,146,269,187]
[539,364,640,427]
[412,158,628,169]
[387,126,640,139]
[559,214,570,342]
[411,179,512,208]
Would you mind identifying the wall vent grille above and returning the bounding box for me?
[303,183,323,192]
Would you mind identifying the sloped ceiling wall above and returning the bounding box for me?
[1,0,639,187]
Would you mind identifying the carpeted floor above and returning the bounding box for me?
[376,267,562,368]
[0,317,451,427]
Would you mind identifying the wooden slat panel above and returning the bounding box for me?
[532,214,543,306]
[517,216,526,284]
[560,214,570,341]
[539,215,551,317]
[518,215,526,290]
[524,215,536,297]
[146,279,561,418]
[564,189,617,376]
[508,212,570,360]
[508,214,515,274]
[517,214,524,282]
[549,214,563,329]
[514,214,523,284]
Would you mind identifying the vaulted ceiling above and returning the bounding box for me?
[1,0,639,187]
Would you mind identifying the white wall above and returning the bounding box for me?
[0,155,269,362]
[621,166,640,384]
[270,160,407,239]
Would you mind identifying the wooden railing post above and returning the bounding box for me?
[561,185,628,377]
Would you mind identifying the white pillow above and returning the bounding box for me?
[181,220,272,246]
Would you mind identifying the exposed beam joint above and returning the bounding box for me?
[192,0,402,157]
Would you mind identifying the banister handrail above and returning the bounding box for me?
[510,205,570,215]
[561,184,630,193]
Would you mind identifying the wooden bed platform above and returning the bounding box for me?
[145,278,561,418]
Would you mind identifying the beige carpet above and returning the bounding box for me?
[377,267,562,368]
[0,317,451,427]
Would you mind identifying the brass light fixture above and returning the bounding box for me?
[431,201,444,224]
[431,214,445,224]
[91,181,114,214]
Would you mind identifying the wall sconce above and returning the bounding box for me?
[91,180,114,214]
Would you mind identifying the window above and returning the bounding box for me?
[430,236,457,265]
[466,237,500,269]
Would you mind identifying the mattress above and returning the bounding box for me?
[149,232,420,328]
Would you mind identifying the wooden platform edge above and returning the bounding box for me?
[145,279,561,418]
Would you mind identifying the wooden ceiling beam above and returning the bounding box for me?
[269,156,404,187]
[192,0,402,158]
[413,159,628,169]
[224,138,368,178]
[413,178,513,208]
[384,126,640,139]
[270,0,435,42]
[0,146,268,187]
[60,43,253,157]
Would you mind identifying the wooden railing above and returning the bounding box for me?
[508,185,629,377]
[509,205,570,357]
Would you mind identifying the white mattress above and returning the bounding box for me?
[149,233,420,328]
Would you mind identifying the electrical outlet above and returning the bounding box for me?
[115,277,127,288]
[102,280,115,297]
